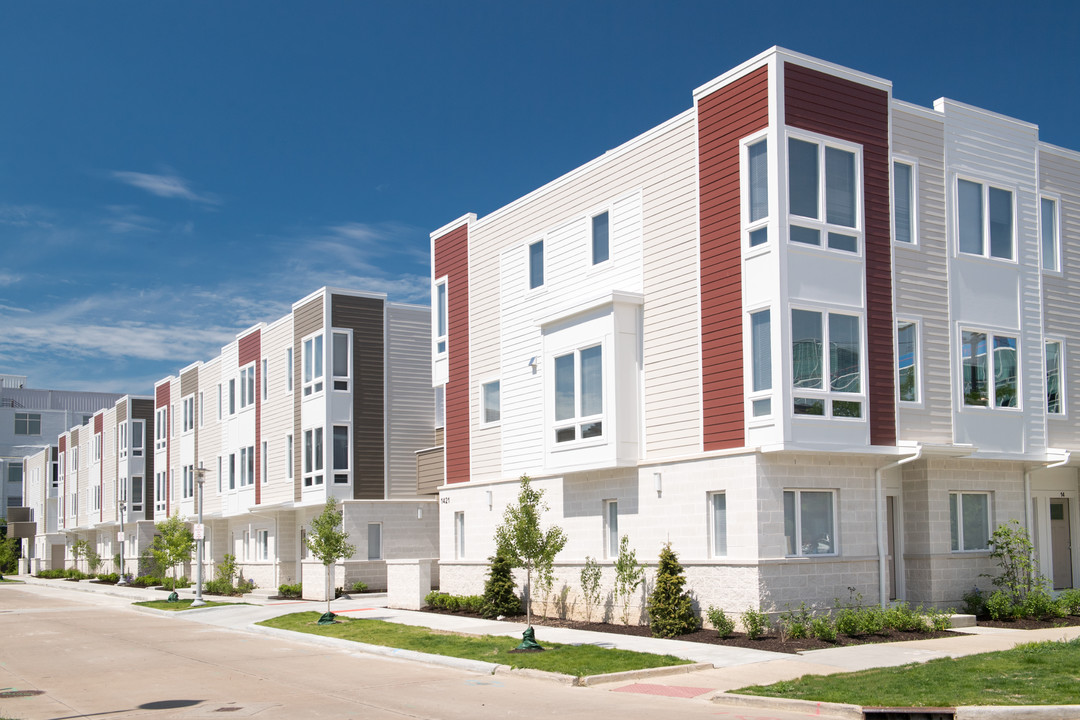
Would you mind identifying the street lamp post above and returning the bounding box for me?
[192,463,207,607]
[117,500,127,585]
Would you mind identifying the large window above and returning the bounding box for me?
[303,335,324,396]
[304,428,324,487]
[745,136,769,247]
[950,492,991,551]
[528,239,544,289]
[749,309,772,417]
[897,320,919,403]
[893,160,915,244]
[791,309,862,418]
[958,179,1013,260]
[240,365,256,409]
[435,280,447,354]
[784,489,836,556]
[367,523,382,560]
[333,425,349,484]
[14,412,41,436]
[1047,340,1063,415]
[591,211,610,264]
[604,499,618,559]
[554,344,603,443]
[710,493,727,557]
[332,331,350,391]
[481,380,500,425]
[788,136,860,253]
[961,330,1018,408]
[1041,196,1059,271]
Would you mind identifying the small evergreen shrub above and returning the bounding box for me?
[482,554,521,618]
[425,591,485,614]
[811,615,838,642]
[706,606,735,638]
[278,583,303,599]
[646,543,700,638]
[742,607,769,639]
[36,569,67,579]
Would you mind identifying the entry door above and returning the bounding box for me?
[886,496,897,600]
[1050,499,1073,590]
[51,544,65,570]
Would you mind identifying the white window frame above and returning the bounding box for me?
[454,512,465,560]
[228,453,236,491]
[790,306,866,420]
[93,433,102,463]
[331,329,351,392]
[367,522,382,560]
[172,403,177,438]
[239,364,256,410]
[217,384,223,421]
[741,130,771,251]
[332,425,349,485]
[286,347,294,393]
[183,464,194,500]
[228,379,236,415]
[959,327,1020,411]
[710,492,727,558]
[155,472,166,512]
[551,343,605,446]
[747,306,773,419]
[892,157,918,245]
[198,391,204,428]
[217,456,222,494]
[786,130,864,256]
[119,421,129,460]
[603,499,618,559]
[92,485,101,512]
[480,379,501,426]
[433,277,448,356]
[528,238,545,290]
[302,333,325,397]
[243,530,250,561]
[14,412,41,436]
[131,476,143,514]
[896,318,922,405]
[256,529,269,561]
[183,395,195,433]
[955,176,1016,262]
[303,427,324,487]
[155,407,168,450]
[783,489,838,557]
[590,209,611,266]
[261,441,268,485]
[130,419,144,458]
[286,434,294,480]
[1040,194,1061,273]
[1046,338,1066,416]
[261,358,268,401]
[239,445,255,487]
[949,491,992,552]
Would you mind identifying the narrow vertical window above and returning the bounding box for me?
[454,512,465,559]
[229,379,236,414]
[897,321,918,402]
[604,500,619,559]
[993,336,1018,408]
[958,179,983,255]
[286,434,294,479]
[591,211,609,264]
[286,347,294,392]
[435,281,447,354]
[893,161,913,244]
[261,441,268,484]
[367,523,382,560]
[788,138,819,219]
[988,187,1013,260]
[1047,340,1063,414]
[711,493,727,557]
[229,454,236,490]
[1041,197,1059,271]
[750,309,771,417]
[333,425,349,484]
[528,239,544,289]
[261,359,268,400]
[747,138,768,247]
[303,336,324,396]
[481,380,500,424]
[792,310,823,391]
[332,332,350,391]
[962,330,988,407]
[198,392,204,427]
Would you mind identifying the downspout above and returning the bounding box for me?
[876,445,922,608]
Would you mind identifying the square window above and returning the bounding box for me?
[14,412,41,436]
[784,489,836,556]
[950,492,990,551]
[482,380,500,424]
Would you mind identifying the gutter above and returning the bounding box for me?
[875,445,922,608]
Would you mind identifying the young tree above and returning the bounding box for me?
[493,475,567,629]
[150,512,195,586]
[646,542,700,637]
[306,498,355,618]
[71,538,90,571]
[580,556,602,623]
[613,535,645,626]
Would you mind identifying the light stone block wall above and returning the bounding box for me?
[386,559,436,610]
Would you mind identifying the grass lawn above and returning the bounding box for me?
[134,599,239,611]
[0,577,24,583]
[258,612,690,677]
[736,638,1080,707]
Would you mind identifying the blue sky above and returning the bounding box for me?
[2,1,1077,394]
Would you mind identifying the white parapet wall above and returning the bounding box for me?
[386,558,437,610]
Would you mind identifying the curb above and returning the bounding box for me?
[712,692,863,720]
[579,662,715,686]
[493,666,577,685]
[956,707,1080,719]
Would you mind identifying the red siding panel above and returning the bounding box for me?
[94,413,103,434]
[239,331,262,504]
[698,65,770,451]
[784,62,895,447]
[434,224,470,484]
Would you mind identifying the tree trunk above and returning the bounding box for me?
[525,566,532,626]
[326,564,332,615]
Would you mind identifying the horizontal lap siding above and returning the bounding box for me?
[131,399,155,520]
[239,331,262,504]
[292,297,323,501]
[260,320,294,506]
[785,62,894,446]
[386,304,433,498]
[699,66,769,450]
[434,225,470,484]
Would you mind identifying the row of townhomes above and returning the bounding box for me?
[18,288,439,597]
[13,47,1080,616]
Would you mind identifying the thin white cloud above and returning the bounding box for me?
[110,170,220,205]
[0,273,22,287]
[0,204,54,228]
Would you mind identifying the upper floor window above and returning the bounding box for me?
[240,364,256,409]
[239,445,255,487]
[554,344,602,444]
[198,391,204,428]
[217,384,223,420]
[183,464,194,499]
[119,422,129,459]
[528,239,544,289]
[303,335,324,396]
[788,135,860,254]
[957,179,1013,260]
[749,309,771,417]
[183,395,195,432]
[961,330,1017,409]
[1047,340,1064,415]
[286,347,294,392]
[93,433,102,463]
[332,425,349,484]
[1041,196,1059,271]
[14,412,41,436]
[228,379,236,414]
[745,136,769,247]
[893,160,915,244]
[304,427,324,486]
[155,472,167,512]
[897,320,919,403]
[131,419,144,457]
[155,408,168,450]
[261,359,268,400]
[434,280,447,355]
[332,331,350,391]
[791,309,862,419]
[481,380,501,425]
[591,211,610,264]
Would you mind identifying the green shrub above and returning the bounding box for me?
[350,580,368,594]
[835,607,864,637]
[811,615,838,642]
[1057,589,1080,615]
[216,554,238,585]
[925,607,953,632]
[236,577,256,594]
[987,590,1017,621]
[647,543,700,638]
[36,569,67,579]
[1022,587,1057,619]
[203,579,236,596]
[278,583,303,599]
[777,603,812,640]
[129,575,163,588]
[161,576,192,590]
[859,606,887,635]
[96,573,120,584]
[986,520,1044,609]
[424,591,484,614]
[962,586,986,616]
[482,553,521,618]
[742,607,769,640]
[884,602,928,632]
[706,606,735,638]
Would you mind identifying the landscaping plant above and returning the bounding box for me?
[481,553,521,618]
[742,606,769,639]
[646,543,700,638]
[613,535,645,626]
[351,580,368,594]
[777,603,813,641]
[986,519,1045,608]
[579,556,603,623]
[811,615,838,642]
[306,498,356,618]
[706,605,735,638]
[149,512,195,587]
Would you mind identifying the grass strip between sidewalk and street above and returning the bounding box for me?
[134,599,238,611]
[258,611,691,676]
[735,637,1080,707]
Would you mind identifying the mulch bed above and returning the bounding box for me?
[418,609,1080,655]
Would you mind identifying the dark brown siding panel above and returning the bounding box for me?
[292,296,323,501]
[331,294,386,500]
[132,399,155,520]
[699,65,770,451]
[784,62,895,446]
[239,331,261,504]
[433,223,470,484]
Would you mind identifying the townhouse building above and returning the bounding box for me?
[429,47,1080,616]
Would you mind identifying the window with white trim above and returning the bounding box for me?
[332,331,350,391]
[950,492,991,551]
[434,280,447,355]
[119,422,129,459]
[961,329,1018,408]
[155,408,167,450]
[228,453,236,491]
[261,441,268,484]
[261,359,268,400]
[303,335,324,396]
[897,320,919,403]
[744,135,769,247]
[367,522,382,560]
[286,347,294,392]
[228,379,236,414]
[131,419,144,457]
[240,364,256,409]
[591,211,610,264]
[304,428,324,486]
[710,492,727,557]
[528,239,544,289]
[155,472,166,512]
[239,446,255,487]
[217,384,223,420]
[603,499,618,559]
[217,456,222,494]
[130,476,143,513]
[784,489,836,556]
[749,309,771,417]
[256,529,269,561]
[957,178,1013,260]
[788,134,861,253]
[92,433,102,463]
[481,380,500,425]
[893,160,915,244]
[553,344,603,443]
[1041,196,1059,271]
[183,464,194,499]
[1047,340,1064,415]
[243,530,250,560]
[454,511,465,559]
[92,485,101,512]
[791,309,863,418]
[172,403,177,437]
[199,391,204,428]
[14,412,41,436]
[286,434,294,479]
[70,492,77,517]
[183,395,195,432]
[332,426,349,484]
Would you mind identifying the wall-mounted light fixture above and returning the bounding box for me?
[417,507,423,520]
[654,472,662,497]
[486,489,493,510]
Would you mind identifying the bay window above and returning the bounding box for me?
[332,331,350,391]
[332,425,349,484]
[791,309,863,418]
[961,330,1018,408]
[745,136,769,247]
[304,427,324,487]
[554,344,603,443]
[240,364,256,409]
[434,280,447,355]
[788,135,861,254]
[749,308,771,417]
